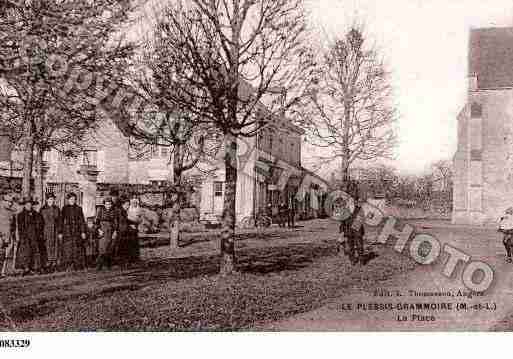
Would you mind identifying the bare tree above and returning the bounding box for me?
[124,21,228,247]
[298,26,397,191]
[431,159,453,193]
[127,100,218,248]
[150,0,316,274]
[0,0,137,200]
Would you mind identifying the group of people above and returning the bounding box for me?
[266,199,296,228]
[0,189,142,277]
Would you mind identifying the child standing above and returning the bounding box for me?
[85,217,99,268]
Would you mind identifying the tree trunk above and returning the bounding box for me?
[220,137,237,275]
[341,102,351,192]
[21,131,34,198]
[34,144,44,206]
[220,1,241,275]
[170,145,183,250]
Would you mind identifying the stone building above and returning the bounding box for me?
[453,27,513,224]
[0,116,176,218]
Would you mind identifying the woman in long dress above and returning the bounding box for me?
[40,193,60,272]
[59,193,87,271]
[126,197,141,264]
[116,196,140,268]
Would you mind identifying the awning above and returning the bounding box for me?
[255,157,284,185]
[255,157,272,177]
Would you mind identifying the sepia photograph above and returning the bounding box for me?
[2,0,513,348]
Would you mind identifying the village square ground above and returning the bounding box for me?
[1,218,513,331]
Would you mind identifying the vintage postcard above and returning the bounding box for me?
[1,0,513,337]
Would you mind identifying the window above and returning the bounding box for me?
[161,146,169,159]
[471,103,482,118]
[214,181,223,197]
[42,150,49,162]
[269,133,273,150]
[82,150,97,166]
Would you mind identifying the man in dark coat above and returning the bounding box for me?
[40,193,60,272]
[340,205,365,265]
[278,200,287,228]
[339,181,365,265]
[287,197,296,228]
[0,193,17,277]
[15,197,44,275]
[59,193,87,271]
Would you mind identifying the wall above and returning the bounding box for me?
[94,118,129,183]
[257,125,301,167]
[479,89,513,223]
[453,88,513,224]
[44,117,129,184]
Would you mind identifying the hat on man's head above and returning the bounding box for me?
[118,195,130,205]
[46,192,56,200]
[19,196,37,205]
[66,192,77,200]
[103,196,113,204]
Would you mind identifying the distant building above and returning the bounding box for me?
[453,27,513,224]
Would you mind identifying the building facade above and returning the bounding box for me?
[453,27,513,224]
[199,118,329,226]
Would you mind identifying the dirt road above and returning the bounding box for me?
[261,221,513,331]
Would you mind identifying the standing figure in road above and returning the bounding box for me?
[339,181,365,265]
[59,193,87,271]
[278,200,287,228]
[15,197,44,275]
[266,202,273,227]
[40,193,60,272]
[95,197,118,270]
[340,205,365,265]
[0,194,17,277]
[287,197,296,228]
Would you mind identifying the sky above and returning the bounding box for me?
[134,0,513,177]
[305,0,513,175]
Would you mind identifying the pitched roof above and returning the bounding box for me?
[469,27,513,89]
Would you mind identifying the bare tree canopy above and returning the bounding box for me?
[147,0,316,274]
[0,0,139,198]
[298,26,398,186]
[146,0,316,136]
